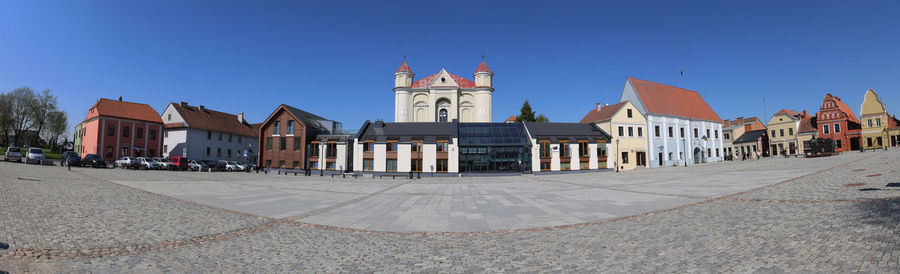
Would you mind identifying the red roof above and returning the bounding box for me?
[85,98,162,124]
[774,109,799,117]
[411,72,476,88]
[170,103,258,137]
[505,115,517,122]
[579,101,628,123]
[396,61,412,73]
[628,78,722,122]
[475,61,492,73]
[832,96,860,124]
[798,115,818,133]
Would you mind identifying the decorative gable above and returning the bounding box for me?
[428,69,459,88]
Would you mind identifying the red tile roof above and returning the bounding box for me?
[833,96,860,124]
[86,98,162,124]
[798,115,818,133]
[628,78,722,122]
[774,109,799,117]
[411,72,476,88]
[579,101,628,123]
[396,61,412,73]
[475,61,492,73]
[505,115,517,122]
[170,103,258,137]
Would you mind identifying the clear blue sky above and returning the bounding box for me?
[2,1,898,134]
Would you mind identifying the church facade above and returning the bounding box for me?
[393,61,493,122]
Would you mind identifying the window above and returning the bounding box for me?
[310,142,319,157]
[655,126,660,137]
[540,162,551,171]
[580,162,589,170]
[120,147,129,156]
[836,140,842,148]
[823,125,829,134]
[627,109,633,118]
[411,141,422,152]
[833,123,841,133]
[637,127,643,137]
[228,134,232,142]
[279,137,286,150]
[294,137,301,151]
[780,129,784,137]
[163,145,168,152]
[559,142,570,157]
[437,141,448,152]
[868,119,873,128]
[680,128,685,138]
[439,109,448,122]
[217,148,221,157]
[238,136,242,143]
[693,128,698,138]
[621,152,629,164]
[628,127,633,137]
[579,141,589,157]
[206,147,211,156]
[706,129,710,138]
[218,133,222,141]
[363,159,374,171]
[362,142,373,152]
[105,146,113,158]
[327,162,336,170]
[724,133,730,140]
[167,114,171,121]
[123,126,130,137]
[266,137,273,150]
[274,121,281,135]
[436,159,448,172]
[715,130,719,138]
[539,141,551,158]
[560,162,570,171]
[598,142,607,157]
[164,130,168,138]
[108,125,115,136]
[293,161,300,169]
[278,160,285,168]
[326,143,337,158]
[386,159,397,172]
[136,128,144,138]
[150,129,156,140]
[386,142,397,152]
[771,130,776,137]
[288,120,295,135]
[208,131,212,139]
[411,159,422,172]
[876,118,882,127]
[716,149,720,157]
[668,127,673,137]
[227,149,232,158]
[618,126,624,137]
[265,160,271,167]
[788,128,794,135]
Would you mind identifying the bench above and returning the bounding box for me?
[278,169,304,176]
[378,172,420,179]
[331,173,359,178]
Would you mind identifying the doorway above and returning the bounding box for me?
[693,147,702,164]
[658,152,663,166]
[636,152,646,167]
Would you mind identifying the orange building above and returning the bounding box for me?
[73,98,164,162]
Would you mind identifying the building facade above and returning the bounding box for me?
[732,129,768,160]
[393,61,493,123]
[160,102,258,162]
[257,104,342,169]
[859,89,900,149]
[526,122,612,173]
[309,134,352,172]
[797,115,818,152]
[766,109,807,156]
[73,98,164,162]
[619,78,724,168]
[816,93,861,152]
[722,117,766,160]
[580,101,647,170]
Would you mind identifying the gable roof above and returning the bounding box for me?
[824,94,860,124]
[86,98,162,124]
[774,109,799,117]
[281,104,340,135]
[411,72,476,88]
[733,129,767,143]
[798,115,818,133]
[579,101,628,123]
[505,115,517,122]
[168,103,257,137]
[627,78,721,122]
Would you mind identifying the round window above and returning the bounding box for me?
[441,77,446,83]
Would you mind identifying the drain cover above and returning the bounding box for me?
[887,183,900,187]
[859,188,881,192]
[0,242,7,249]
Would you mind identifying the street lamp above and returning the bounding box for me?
[615,138,620,172]
[683,137,688,167]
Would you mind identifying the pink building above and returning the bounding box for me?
[73,98,164,162]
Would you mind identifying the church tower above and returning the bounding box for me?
[473,61,493,122]
[394,61,414,122]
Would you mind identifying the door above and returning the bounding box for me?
[636,152,646,167]
[658,152,663,166]
[693,148,702,164]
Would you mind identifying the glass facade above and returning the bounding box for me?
[457,123,531,173]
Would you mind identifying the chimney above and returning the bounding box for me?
[118,96,122,101]
[596,103,602,111]
[180,101,188,107]
[802,109,807,117]
[237,112,245,123]
[198,105,205,112]
[374,120,385,128]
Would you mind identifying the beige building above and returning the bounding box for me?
[393,61,493,123]
[766,109,809,156]
[580,101,648,170]
[721,117,766,160]
[859,89,900,149]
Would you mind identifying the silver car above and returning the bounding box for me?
[25,147,44,164]
[4,146,22,162]
[135,157,160,170]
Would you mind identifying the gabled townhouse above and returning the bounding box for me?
[73,97,164,162]
[732,129,768,160]
[816,93,861,152]
[160,102,258,162]
[580,101,647,170]
[257,104,342,169]
[859,89,900,149]
[619,77,724,167]
[721,117,766,160]
[797,114,818,152]
[766,109,808,156]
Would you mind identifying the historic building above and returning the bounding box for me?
[816,93,861,152]
[797,114,818,152]
[393,61,493,123]
[766,109,808,156]
[859,89,900,149]
[722,117,766,160]
[733,129,768,160]
[73,98,164,162]
[619,78,724,168]
[160,102,258,162]
[257,104,342,169]
[580,101,646,170]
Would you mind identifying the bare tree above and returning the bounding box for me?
[44,111,68,151]
[30,89,58,146]
[8,87,37,146]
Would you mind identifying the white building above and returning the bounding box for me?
[619,77,724,168]
[393,61,493,123]
[161,102,258,162]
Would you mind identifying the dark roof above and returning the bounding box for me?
[457,123,530,146]
[358,121,454,142]
[733,129,767,143]
[579,101,628,123]
[315,134,352,143]
[525,122,612,141]
[282,104,339,135]
[170,103,257,137]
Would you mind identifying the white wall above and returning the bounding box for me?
[397,143,411,172]
[374,143,386,172]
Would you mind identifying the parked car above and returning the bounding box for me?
[82,154,107,168]
[4,146,22,162]
[115,156,135,168]
[25,147,45,164]
[154,158,171,170]
[205,160,226,171]
[188,159,210,171]
[61,151,78,166]
[168,157,190,171]
[65,154,83,167]
[133,157,160,170]
[219,160,239,171]
[229,161,248,171]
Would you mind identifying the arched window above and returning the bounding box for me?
[439,109,448,122]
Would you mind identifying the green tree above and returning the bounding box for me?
[535,114,549,122]
[516,100,536,122]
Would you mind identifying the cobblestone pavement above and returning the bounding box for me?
[2,150,899,272]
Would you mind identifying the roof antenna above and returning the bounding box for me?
[403,50,406,62]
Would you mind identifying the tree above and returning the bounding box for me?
[30,89,58,146]
[8,87,37,146]
[516,100,536,122]
[44,110,68,152]
[535,114,549,122]
[0,93,13,146]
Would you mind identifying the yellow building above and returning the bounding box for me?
[580,101,648,170]
[766,109,809,156]
[860,89,900,149]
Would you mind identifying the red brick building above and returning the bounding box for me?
[74,98,164,162]
[257,104,341,169]
[816,93,861,152]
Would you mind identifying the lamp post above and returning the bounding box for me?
[615,138,620,172]
[683,137,688,167]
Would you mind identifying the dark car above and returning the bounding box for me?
[61,151,79,166]
[82,154,107,168]
[168,157,190,171]
[204,160,226,171]
[65,155,83,167]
